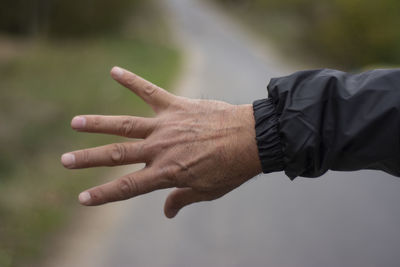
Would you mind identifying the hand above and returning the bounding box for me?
[61,66,262,218]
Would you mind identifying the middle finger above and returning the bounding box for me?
[71,115,156,138]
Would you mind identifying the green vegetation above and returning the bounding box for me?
[215,0,400,69]
[0,1,181,266]
[0,0,138,36]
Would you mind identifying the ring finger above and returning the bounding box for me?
[61,141,148,169]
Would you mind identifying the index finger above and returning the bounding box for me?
[111,66,176,113]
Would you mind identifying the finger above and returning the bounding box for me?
[110,66,176,113]
[164,188,211,218]
[79,168,170,206]
[61,141,148,169]
[71,115,156,138]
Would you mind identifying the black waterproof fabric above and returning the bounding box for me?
[253,69,400,180]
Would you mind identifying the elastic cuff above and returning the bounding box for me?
[252,98,285,174]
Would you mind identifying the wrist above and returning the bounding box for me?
[235,104,263,178]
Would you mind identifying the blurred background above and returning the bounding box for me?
[0,0,181,266]
[216,0,400,68]
[1,0,400,266]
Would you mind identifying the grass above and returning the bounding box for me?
[0,35,181,267]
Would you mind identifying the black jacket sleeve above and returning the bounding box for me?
[253,68,400,180]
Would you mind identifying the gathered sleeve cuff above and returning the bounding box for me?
[252,98,285,175]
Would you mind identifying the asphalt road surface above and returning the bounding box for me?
[46,1,400,266]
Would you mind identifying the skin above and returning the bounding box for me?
[61,66,262,218]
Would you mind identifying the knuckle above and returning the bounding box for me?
[126,76,137,87]
[167,96,180,110]
[136,141,147,157]
[82,149,90,164]
[120,118,136,137]
[140,139,162,158]
[144,84,158,97]
[110,143,127,164]
[159,166,178,185]
[92,116,101,129]
[118,176,138,198]
[143,140,159,156]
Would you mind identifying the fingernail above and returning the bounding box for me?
[61,153,75,167]
[71,116,86,129]
[79,191,91,204]
[111,66,124,78]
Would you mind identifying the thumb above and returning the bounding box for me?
[164,188,207,219]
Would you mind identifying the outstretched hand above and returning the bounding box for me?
[61,66,261,218]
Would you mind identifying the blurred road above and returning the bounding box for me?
[45,0,400,266]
